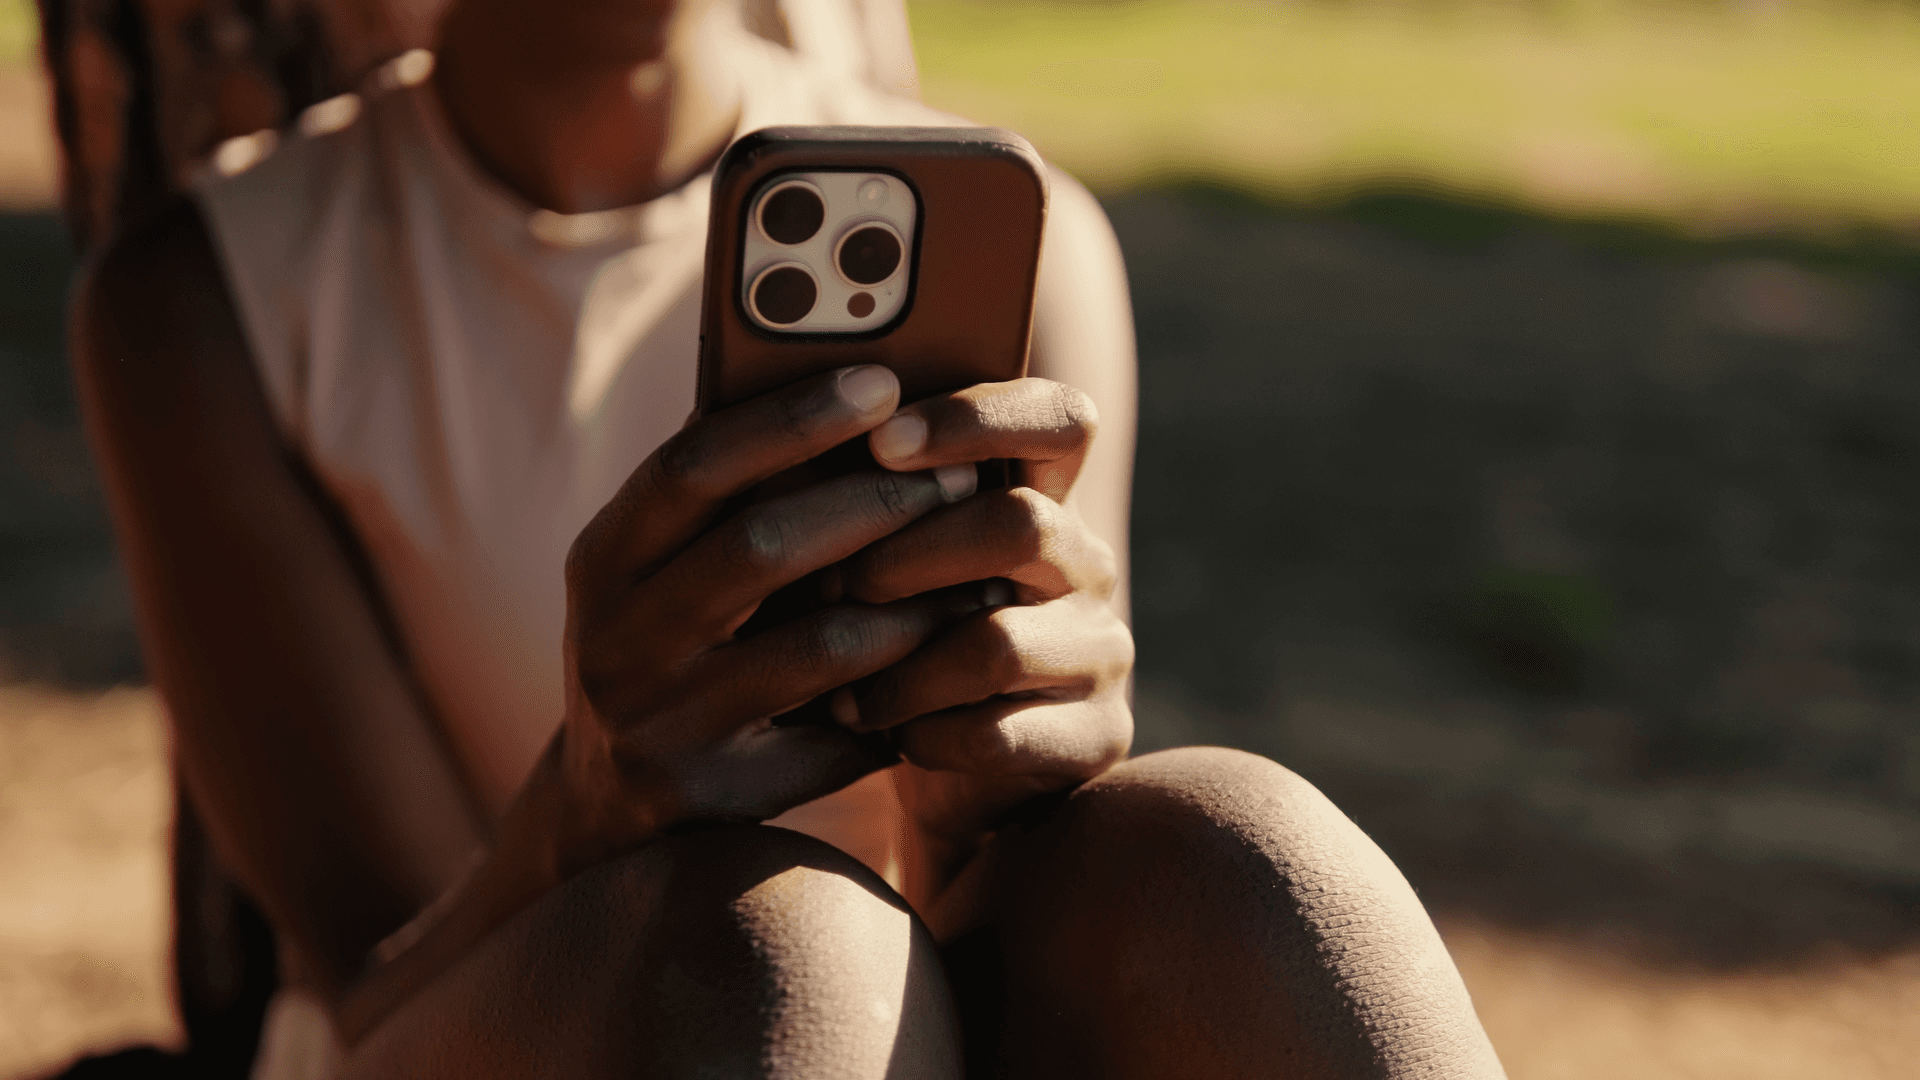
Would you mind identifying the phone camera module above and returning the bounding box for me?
[738,172,916,334]
[750,264,818,326]
[758,182,825,245]
[835,225,902,286]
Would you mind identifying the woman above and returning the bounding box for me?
[71,0,1506,1073]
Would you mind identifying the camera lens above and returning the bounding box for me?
[751,265,817,326]
[758,183,824,245]
[836,225,902,286]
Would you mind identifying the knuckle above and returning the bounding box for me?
[563,525,600,593]
[770,383,821,441]
[1100,620,1138,684]
[570,637,637,719]
[997,488,1054,563]
[792,623,835,675]
[1089,707,1134,774]
[1082,531,1120,597]
[976,612,1027,689]
[1056,598,1135,687]
[1048,382,1099,444]
[867,470,916,520]
[801,609,875,673]
[650,433,714,500]
[722,510,793,573]
[950,386,1008,439]
[972,391,1008,431]
[576,664,625,719]
[964,722,1023,773]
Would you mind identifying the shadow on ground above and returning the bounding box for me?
[4,188,1918,976]
[0,214,133,687]
[1117,185,1920,973]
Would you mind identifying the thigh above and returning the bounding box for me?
[343,824,963,1080]
[971,747,1505,1080]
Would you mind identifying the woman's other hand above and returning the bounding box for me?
[553,364,981,872]
[835,378,1136,845]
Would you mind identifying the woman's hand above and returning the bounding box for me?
[830,378,1136,848]
[552,364,986,874]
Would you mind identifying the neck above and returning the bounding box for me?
[434,0,743,215]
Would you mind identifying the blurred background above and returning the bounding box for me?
[5,0,1920,1074]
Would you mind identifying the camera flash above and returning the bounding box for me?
[857,179,890,209]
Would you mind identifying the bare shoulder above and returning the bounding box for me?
[1030,166,1136,566]
[78,199,223,326]
[71,195,296,533]
[74,199,236,388]
[1032,165,1135,391]
[72,198,269,446]
[1040,166,1129,298]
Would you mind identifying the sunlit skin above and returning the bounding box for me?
[68,0,1508,1073]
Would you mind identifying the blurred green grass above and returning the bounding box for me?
[5,0,1917,230]
[0,0,34,67]
[910,0,1920,232]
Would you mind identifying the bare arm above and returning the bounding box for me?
[1029,168,1137,621]
[75,166,1137,1026]
[77,198,1010,1042]
[71,201,488,999]
[363,174,1145,1001]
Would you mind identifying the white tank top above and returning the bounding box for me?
[193,32,967,898]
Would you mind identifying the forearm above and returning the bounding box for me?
[74,201,488,997]
[333,727,657,1043]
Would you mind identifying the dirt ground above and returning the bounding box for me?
[5,68,1920,1080]
[6,689,1919,1078]
[0,690,176,1077]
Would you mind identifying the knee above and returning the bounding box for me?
[998,747,1501,1078]
[608,820,908,935]
[1069,744,1334,841]
[576,825,961,1078]
[1048,746,1386,905]
[353,825,960,1079]
[1046,746,1454,976]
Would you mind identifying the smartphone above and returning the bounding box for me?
[696,124,1048,414]
[695,125,1049,721]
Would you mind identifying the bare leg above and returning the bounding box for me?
[344,824,961,1079]
[970,747,1505,1080]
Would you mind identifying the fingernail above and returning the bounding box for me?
[983,578,1013,607]
[839,366,897,415]
[871,413,928,463]
[830,687,860,728]
[934,463,977,503]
